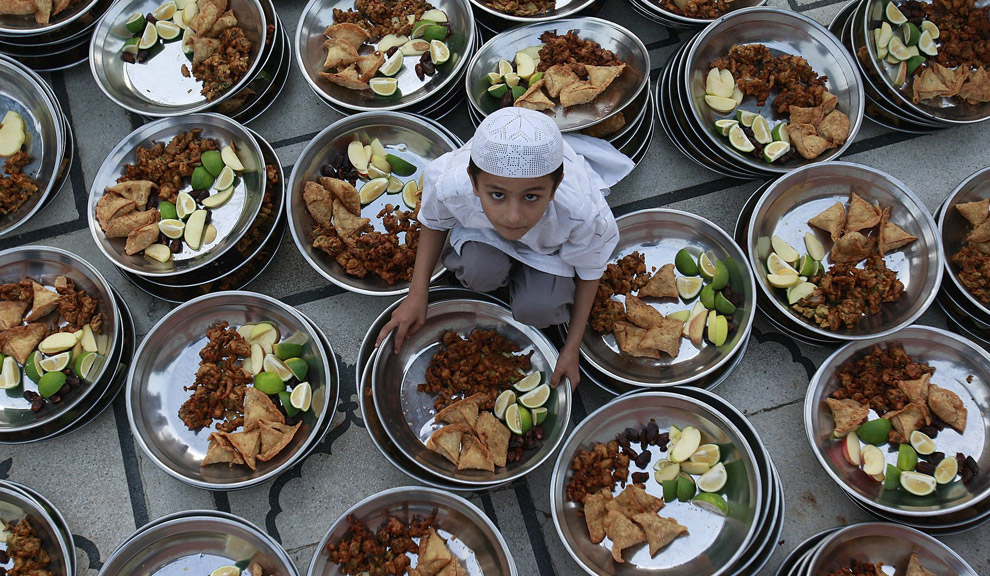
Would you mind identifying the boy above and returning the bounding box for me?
[376,108,633,389]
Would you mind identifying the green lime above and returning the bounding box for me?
[201,150,224,176]
[751,115,772,144]
[122,37,141,56]
[73,351,98,379]
[735,109,758,127]
[528,71,543,86]
[138,22,158,50]
[676,277,703,300]
[714,119,738,137]
[505,403,532,435]
[675,248,699,276]
[487,83,508,99]
[885,1,907,26]
[763,141,791,163]
[698,251,717,279]
[905,54,926,76]
[379,50,403,77]
[918,30,937,56]
[883,463,901,490]
[662,479,678,502]
[857,418,892,445]
[676,473,696,502]
[692,492,729,515]
[191,165,214,190]
[369,77,399,97]
[385,154,417,177]
[711,261,729,291]
[897,443,919,471]
[714,292,737,315]
[513,371,542,392]
[494,390,516,419]
[530,406,548,425]
[423,25,447,42]
[125,12,147,34]
[25,350,44,382]
[39,351,71,372]
[155,20,181,41]
[518,383,550,408]
[429,40,449,65]
[511,85,526,102]
[728,124,755,153]
[278,391,300,417]
[159,200,177,220]
[900,22,921,46]
[284,357,308,381]
[410,19,437,39]
[254,371,285,395]
[771,121,790,144]
[273,342,303,360]
[700,284,716,310]
[37,371,67,398]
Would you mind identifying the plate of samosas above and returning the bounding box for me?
[573,209,756,388]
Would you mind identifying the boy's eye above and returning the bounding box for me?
[524,194,540,202]
[490,192,505,200]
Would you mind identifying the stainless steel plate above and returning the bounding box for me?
[373,298,570,486]
[572,209,756,387]
[126,291,335,490]
[550,392,762,576]
[295,0,475,112]
[287,111,457,296]
[468,0,599,26]
[99,512,299,576]
[805,326,990,517]
[88,113,265,277]
[938,166,990,320]
[0,0,100,36]
[0,483,72,576]
[0,54,65,237]
[2,480,75,574]
[807,522,978,576]
[308,486,517,576]
[0,246,119,434]
[465,17,649,132]
[747,161,943,340]
[89,0,266,116]
[636,0,767,28]
[683,7,865,174]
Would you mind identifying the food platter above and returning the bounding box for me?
[287,111,458,296]
[773,528,837,576]
[0,482,72,576]
[806,522,978,576]
[805,326,990,517]
[627,0,765,29]
[99,511,299,576]
[570,209,756,387]
[126,291,337,490]
[89,0,267,117]
[308,486,518,576]
[747,161,943,341]
[465,17,649,132]
[295,0,476,112]
[88,113,266,277]
[372,298,570,486]
[228,10,292,124]
[2,480,76,574]
[550,391,762,575]
[682,8,864,175]
[468,0,601,29]
[0,54,68,237]
[0,0,101,36]
[938,166,990,320]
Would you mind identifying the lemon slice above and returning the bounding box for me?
[934,456,958,484]
[513,371,542,392]
[380,50,404,77]
[900,470,936,496]
[213,165,235,190]
[156,20,181,41]
[697,462,727,492]
[210,567,240,576]
[698,251,717,279]
[690,444,721,467]
[767,253,798,275]
[429,40,450,65]
[763,141,790,163]
[727,124,754,153]
[653,460,680,482]
[714,119,738,136]
[751,115,772,144]
[176,191,196,220]
[370,77,399,97]
[494,389,516,419]
[505,404,532,435]
[518,383,550,408]
[0,356,20,389]
[138,22,158,50]
[39,351,71,372]
[158,218,185,239]
[263,354,294,382]
[290,382,313,411]
[910,430,936,455]
[692,492,729,515]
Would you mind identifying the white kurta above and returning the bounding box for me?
[418,134,634,281]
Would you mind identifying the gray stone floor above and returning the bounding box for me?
[1,0,989,574]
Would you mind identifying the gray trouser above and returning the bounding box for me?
[443,241,575,329]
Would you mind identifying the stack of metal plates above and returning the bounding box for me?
[550,388,784,576]
[90,0,284,122]
[309,487,518,575]
[296,0,478,120]
[464,17,653,168]
[466,0,602,37]
[775,523,979,575]
[0,54,73,238]
[0,480,75,575]
[623,0,765,29]
[805,326,990,533]
[100,510,299,576]
[125,291,340,490]
[287,112,459,297]
[739,162,943,347]
[367,296,571,490]
[0,0,111,71]
[87,114,285,302]
[0,247,134,444]
[936,166,990,349]
[558,209,756,396]
[829,0,990,134]
[656,7,864,179]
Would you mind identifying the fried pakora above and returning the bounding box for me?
[326,512,437,576]
[178,322,252,431]
[2,516,54,576]
[830,342,934,415]
[0,151,39,217]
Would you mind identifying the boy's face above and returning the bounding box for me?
[470,168,560,241]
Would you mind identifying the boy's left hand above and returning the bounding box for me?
[550,345,580,391]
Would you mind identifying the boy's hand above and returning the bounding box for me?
[550,345,580,391]
[376,297,427,353]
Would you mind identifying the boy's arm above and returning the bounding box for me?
[376,225,447,352]
[550,277,599,390]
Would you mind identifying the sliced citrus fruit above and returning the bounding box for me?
[530,406,548,426]
[285,358,308,381]
[767,253,798,275]
[885,1,907,25]
[158,219,185,239]
[920,20,939,39]
[273,342,303,360]
[370,77,399,97]
[497,59,513,76]
[410,19,437,39]
[494,389,516,419]
[899,470,936,496]
[156,20,181,41]
[513,371,542,392]
[486,71,502,84]
[487,83,508,98]
[290,381,312,411]
[661,479,677,502]
[735,109,758,126]
[884,463,902,490]
[254,371,285,395]
[934,456,958,484]
[73,351,98,379]
[505,403,532,435]
[429,40,450,65]
[698,251,718,279]
[0,356,20,389]
[697,462,728,492]
[680,461,712,475]
[676,473,696,502]
[401,180,420,209]
[692,492,729,515]
[190,166,214,190]
[897,443,918,471]
[210,567,241,576]
[138,22,159,50]
[263,354,294,382]
[38,371,66,398]
[24,351,43,382]
[691,444,721,467]
[727,124,755,153]
[675,248,699,275]
[201,149,224,176]
[700,284,716,310]
[518,383,550,408]
[213,165,235,190]
[751,115,772,144]
[380,50,404,77]
[125,12,146,34]
[676,277,704,300]
[763,141,791,163]
[714,119,738,136]
[39,351,71,372]
[887,35,911,60]
[153,1,177,20]
[909,430,936,455]
[918,30,937,56]
[711,261,729,291]
[772,121,790,143]
[359,177,389,204]
[653,460,681,482]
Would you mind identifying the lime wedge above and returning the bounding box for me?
[290,381,312,411]
[429,40,450,65]
[0,356,20,389]
[888,35,911,60]
[158,218,185,239]
[497,59,513,76]
[122,37,141,56]
[771,121,790,144]
[273,342,303,360]
[518,383,551,408]
[38,371,66,398]
[285,357,308,381]
[24,351,44,382]
[73,351,98,379]
[423,25,447,42]
[213,165,235,191]
[751,115,772,144]
[676,473,696,502]
[918,30,937,56]
[39,351,71,372]
[797,254,817,276]
[690,444,721,467]
[125,12,146,35]
[711,261,728,291]
[156,20,181,41]
[370,77,399,97]
[263,354,294,382]
[909,430,936,455]
[513,371,542,392]
[885,1,907,25]
[190,166,214,191]
[698,251,717,279]
[675,248,699,276]
[676,277,704,300]
[503,72,520,88]
[380,50,404,77]
[488,83,508,98]
[487,71,503,84]
[920,20,939,39]
[681,461,713,475]
[714,292,736,315]
[360,177,389,205]
[153,1,177,20]
[254,371,285,395]
[201,149,224,176]
[401,180,420,209]
[138,22,159,50]
[530,406,548,425]
[899,470,936,496]
[494,389,516,419]
[714,119,738,136]
[700,284,715,310]
[692,492,729,515]
[728,124,755,153]
[735,109,758,127]
[884,463,902,490]
[900,22,920,46]
[897,443,919,471]
[905,54,926,76]
[767,253,798,275]
[385,154,417,177]
[763,141,790,163]
[210,567,240,576]
[387,176,403,193]
[934,456,958,484]
[697,462,728,492]
[661,479,677,502]
[505,403,532,435]
[410,19,437,39]
[279,391,300,417]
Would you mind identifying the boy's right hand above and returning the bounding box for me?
[376,296,427,353]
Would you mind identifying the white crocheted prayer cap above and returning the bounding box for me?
[470,108,564,178]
